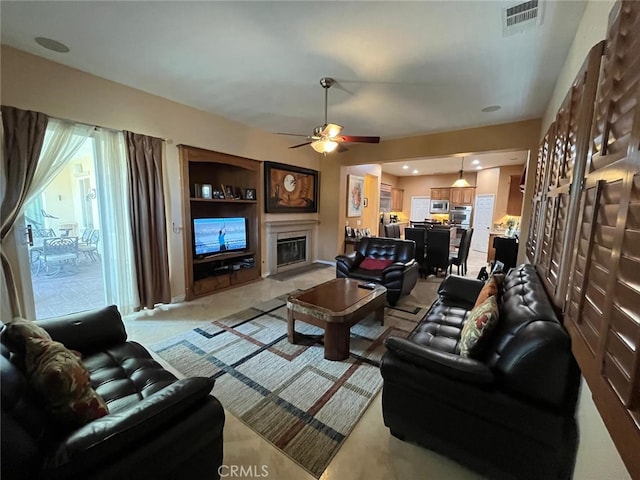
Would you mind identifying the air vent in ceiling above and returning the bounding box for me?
[503,0,544,36]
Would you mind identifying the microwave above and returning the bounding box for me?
[430,199,449,214]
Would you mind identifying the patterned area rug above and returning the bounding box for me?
[150,290,434,477]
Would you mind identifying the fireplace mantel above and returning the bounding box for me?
[265,219,319,275]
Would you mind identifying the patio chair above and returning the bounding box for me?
[79,229,100,262]
[79,227,94,245]
[42,236,79,275]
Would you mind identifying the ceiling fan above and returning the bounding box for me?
[278,77,381,154]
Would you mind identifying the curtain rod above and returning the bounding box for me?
[52,113,168,142]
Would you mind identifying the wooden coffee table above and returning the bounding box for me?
[286,278,387,361]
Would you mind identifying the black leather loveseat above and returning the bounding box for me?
[335,236,419,306]
[380,264,580,480]
[1,305,225,480]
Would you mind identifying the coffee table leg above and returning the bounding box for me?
[324,323,349,361]
[287,308,296,344]
[375,305,385,326]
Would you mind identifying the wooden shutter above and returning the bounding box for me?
[526,124,554,262]
[535,43,603,305]
[564,2,640,477]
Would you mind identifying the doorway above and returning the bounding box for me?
[471,194,495,253]
[24,139,106,319]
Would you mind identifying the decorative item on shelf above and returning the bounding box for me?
[244,188,256,201]
[264,161,318,213]
[345,226,352,238]
[201,184,212,199]
[365,228,372,237]
[451,157,471,188]
[193,184,202,198]
[347,174,364,217]
[211,187,224,199]
[234,187,243,199]
[222,184,235,200]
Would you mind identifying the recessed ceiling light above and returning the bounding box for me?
[402,165,409,170]
[481,105,501,113]
[35,37,70,53]
[412,169,418,174]
[476,166,483,170]
[472,159,480,165]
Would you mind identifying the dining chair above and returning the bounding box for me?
[449,228,474,275]
[425,229,450,277]
[42,236,79,275]
[78,229,100,262]
[404,227,427,278]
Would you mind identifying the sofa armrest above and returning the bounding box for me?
[46,377,219,471]
[37,305,127,355]
[383,259,416,273]
[335,251,362,271]
[383,337,494,385]
[438,275,484,307]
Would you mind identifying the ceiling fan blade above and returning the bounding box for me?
[276,132,309,137]
[289,141,312,149]
[337,135,380,144]
[320,123,343,137]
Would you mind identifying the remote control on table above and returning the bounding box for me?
[358,282,377,290]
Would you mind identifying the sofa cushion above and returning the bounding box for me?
[360,257,394,270]
[473,273,504,308]
[2,318,52,353]
[25,337,108,428]
[459,295,499,357]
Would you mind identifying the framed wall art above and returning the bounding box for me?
[347,174,364,217]
[264,161,318,213]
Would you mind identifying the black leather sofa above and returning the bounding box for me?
[1,305,225,480]
[380,264,580,480]
[335,236,419,306]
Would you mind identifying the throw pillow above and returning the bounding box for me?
[473,273,505,308]
[2,318,52,353]
[459,295,499,358]
[359,257,394,270]
[25,337,109,428]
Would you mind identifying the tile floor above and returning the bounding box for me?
[123,250,490,480]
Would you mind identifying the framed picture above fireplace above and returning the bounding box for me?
[264,162,318,213]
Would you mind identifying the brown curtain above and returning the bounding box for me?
[123,131,170,309]
[1,106,48,317]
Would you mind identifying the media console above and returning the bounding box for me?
[179,145,261,299]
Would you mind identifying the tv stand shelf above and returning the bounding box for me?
[194,250,256,265]
[179,145,262,300]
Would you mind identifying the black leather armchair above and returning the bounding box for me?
[335,237,419,306]
[381,265,580,480]
[1,306,225,480]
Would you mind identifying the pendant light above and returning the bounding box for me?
[452,157,471,188]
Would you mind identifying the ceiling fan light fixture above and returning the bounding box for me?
[311,139,338,154]
[452,157,471,188]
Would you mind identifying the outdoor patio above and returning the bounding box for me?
[31,256,106,319]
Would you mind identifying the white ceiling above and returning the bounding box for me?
[1,1,585,174]
[381,150,528,177]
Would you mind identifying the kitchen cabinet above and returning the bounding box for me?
[450,187,475,206]
[506,175,523,215]
[430,188,450,200]
[391,188,404,211]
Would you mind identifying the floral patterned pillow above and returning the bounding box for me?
[25,336,109,428]
[3,318,52,353]
[459,295,499,358]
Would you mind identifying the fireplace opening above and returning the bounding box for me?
[277,236,306,267]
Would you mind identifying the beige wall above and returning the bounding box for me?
[1,46,320,301]
[494,165,525,226]
[541,0,615,134]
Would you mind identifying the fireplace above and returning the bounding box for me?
[266,219,319,275]
[277,236,306,267]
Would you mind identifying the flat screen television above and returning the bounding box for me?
[193,217,247,257]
